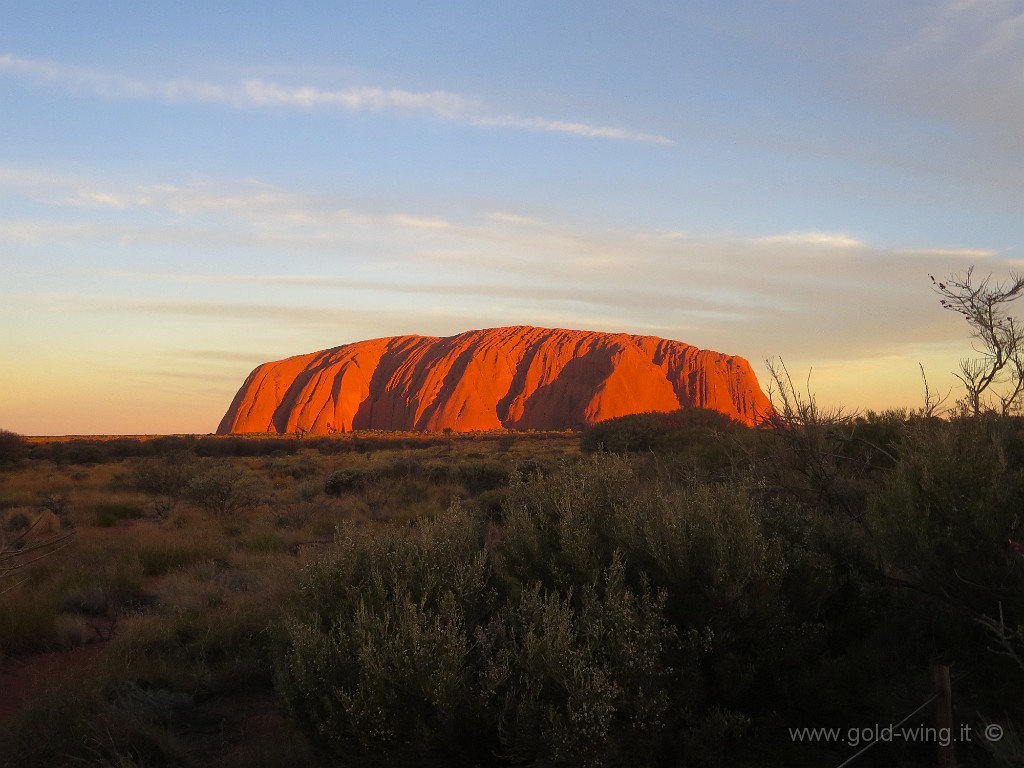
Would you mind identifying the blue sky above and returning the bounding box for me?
[2,1,1022,434]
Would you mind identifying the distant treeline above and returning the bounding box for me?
[20,429,574,463]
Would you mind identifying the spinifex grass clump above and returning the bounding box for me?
[90,500,145,527]
[2,672,194,768]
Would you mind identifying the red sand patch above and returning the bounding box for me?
[0,640,107,724]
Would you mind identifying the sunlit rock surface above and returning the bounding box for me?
[217,326,772,433]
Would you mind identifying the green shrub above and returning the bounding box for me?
[484,557,683,767]
[276,504,497,765]
[64,443,103,465]
[474,487,508,519]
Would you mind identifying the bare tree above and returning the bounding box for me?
[978,601,1024,673]
[931,267,1024,416]
[764,358,853,430]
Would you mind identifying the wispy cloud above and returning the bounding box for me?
[488,211,544,226]
[754,231,864,248]
[237,79,469,114]
[0,52,673,145]
[469,114,674,145]
[59,181,297,216]
[0,220,119,242]
[390,214,451,231]
[896,247,997,258]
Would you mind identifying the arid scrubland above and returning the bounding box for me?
[0,417,1021,767]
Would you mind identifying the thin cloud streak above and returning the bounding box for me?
[238,79,469,115]
[470,114,674,145]
[895,247,997,258]
[754,231,864,248]
[0,53,672,145]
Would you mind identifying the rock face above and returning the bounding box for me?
[216,326,773,434]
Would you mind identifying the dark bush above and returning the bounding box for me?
[100,438,158,458]
[453,460,508,494]
[1,674,191,768]
[91,501,146,527]
[3,511,31,532]
[184,463,263,518]
[129,451,199,498]
[148,435,197,454]
[64,442,103,465]
[263,452,322,480]
[870,415,1024,637]
[580,408,746,463]
[196,435,296,457]
[0,428,26,466]
[324,467,376,496]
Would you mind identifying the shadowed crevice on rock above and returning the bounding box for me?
[270,349,343,433]
[350,336,428,430]
[506,347,614,430]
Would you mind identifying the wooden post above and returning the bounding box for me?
[932,664,956,768]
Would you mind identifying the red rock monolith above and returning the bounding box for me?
[216,326,772,433]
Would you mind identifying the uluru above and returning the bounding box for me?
[216,326,773,434]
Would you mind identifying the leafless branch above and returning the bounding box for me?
[931,268,1024,416]
[977,602,1024,672]
[918,363,952,418]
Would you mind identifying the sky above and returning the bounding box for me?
[2,1,1023,435]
